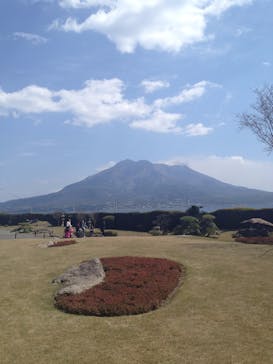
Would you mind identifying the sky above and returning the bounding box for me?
[1,0,273,202]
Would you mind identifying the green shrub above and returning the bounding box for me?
[149,229,162,236]
[103,230,118,237]
[178,216,201,235]
[200,214,219,237]
[172,225,185,235]
[102,215,115,229]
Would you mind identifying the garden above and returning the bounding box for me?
[0,232,272,364]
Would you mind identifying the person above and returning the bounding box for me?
[89,226,94,237]
[76,221,85,238]
[88,218,94,237]
[80,219,86,237]
[64,218,73,238]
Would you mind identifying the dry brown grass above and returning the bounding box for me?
[0,234,272,364]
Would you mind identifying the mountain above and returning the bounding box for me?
[1,159,273,213]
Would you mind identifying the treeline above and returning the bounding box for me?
[0,211,184,232]
[0,207,273,231]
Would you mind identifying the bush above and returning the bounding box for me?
[149,229,162,236]
[102,215,115,229]
[103,230,118,237]
[200,214,219,237]
[235,236,273,245]
[178,216,201,235]
[173,214,219,237]
[172,225,185,235]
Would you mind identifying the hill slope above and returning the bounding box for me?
[0,159,273,212]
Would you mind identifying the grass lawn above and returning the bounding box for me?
[0,234,272,364]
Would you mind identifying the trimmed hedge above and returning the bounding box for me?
[213,208,273,230]
[103,230,118,237]
[1,208,273,232]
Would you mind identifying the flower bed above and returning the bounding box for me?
[49,239,77,247]
[54,256,185,316]
[235,236,273,245]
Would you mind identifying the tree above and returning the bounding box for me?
[102,215,115,229]
[200,214,219,237]
[238,85,273,152]
[174,216,201,235]
[153,214,171,234]
[185,205,202,218]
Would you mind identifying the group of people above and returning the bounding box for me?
[75,219,89,238]
[64,217,104,238]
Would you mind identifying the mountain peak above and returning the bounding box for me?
[115,159,152,167]
[1,159,273,213]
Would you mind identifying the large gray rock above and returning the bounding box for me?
[52,258,105,295]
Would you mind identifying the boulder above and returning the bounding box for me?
[52,258,105,295]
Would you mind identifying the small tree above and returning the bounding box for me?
[91,213,99,228]
[238,85,273,152]
[200,214,219,237]
[153,214,171,234]
[185,205,202,218]
[102,215,115,229]
[174,216,201,235]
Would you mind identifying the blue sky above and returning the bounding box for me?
[1,0,273,202]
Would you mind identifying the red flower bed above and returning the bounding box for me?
[49,239,77,247]
[55,256,185,316]
[235,236,273,245]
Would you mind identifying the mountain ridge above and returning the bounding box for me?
[0,159,273,213]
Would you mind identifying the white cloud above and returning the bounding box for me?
[13,32,48,45]
[204,0,252,16]
[51,0,253,53]
[262,61,271,67]
[141,80,170,94]
[130,112,212,135]
[0,85,59,113]
[162,155,273,192]
[0,78,216,135]
[96,160,116,172]
[0,79,148,126]
[154,81,220,108]
[183,123,213,136]
[130,110,182,134]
